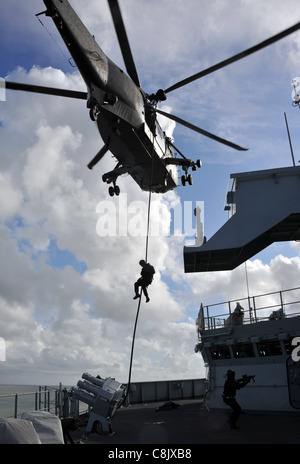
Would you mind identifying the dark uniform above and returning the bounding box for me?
[223,370,251,429]
[133,260,155,303]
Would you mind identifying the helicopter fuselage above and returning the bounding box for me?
[43,0,178,194]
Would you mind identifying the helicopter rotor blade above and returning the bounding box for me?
[156,109,248,151]
[164,21,300,94]
[108,0,141,88]
[5,81,87,100]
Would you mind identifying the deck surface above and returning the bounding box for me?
[69,399,300,445]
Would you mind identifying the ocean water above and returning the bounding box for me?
[0,385,67,418]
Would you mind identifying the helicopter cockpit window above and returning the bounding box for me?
[144,101,156,135]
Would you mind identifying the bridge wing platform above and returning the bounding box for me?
[184,166,300,272]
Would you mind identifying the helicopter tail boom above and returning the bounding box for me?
[43,0,144,117]
[43,0,108,92]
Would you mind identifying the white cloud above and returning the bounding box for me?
[0,172,23,220]
[23,124,81,193]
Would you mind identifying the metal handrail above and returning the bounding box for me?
[198,286,300,332]
[0,386,64,419]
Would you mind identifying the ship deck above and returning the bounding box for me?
[68,398,300,445]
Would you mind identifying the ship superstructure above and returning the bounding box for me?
[196,287,300,412]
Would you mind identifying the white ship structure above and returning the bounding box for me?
[195,288,300,412]
[190,165,300,412]
[184,165,300,272]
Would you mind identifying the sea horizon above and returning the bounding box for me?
[0,384,73,418]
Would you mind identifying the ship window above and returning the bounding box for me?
[210,345,231,360]
[232,343,254,358]
[257,340,282,356]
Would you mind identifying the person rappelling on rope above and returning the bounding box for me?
[133,260,155,303]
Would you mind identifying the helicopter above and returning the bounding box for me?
[5,1,300,196]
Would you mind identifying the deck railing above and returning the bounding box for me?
[0,386,71,419]
[197,286,300,332]
[0,378,206,419]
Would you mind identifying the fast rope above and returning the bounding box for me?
[124,132,155,405]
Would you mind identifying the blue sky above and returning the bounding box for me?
[0,0,300,385]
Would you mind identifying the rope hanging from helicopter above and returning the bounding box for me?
[36,12,76,68]
[124,131,155,405]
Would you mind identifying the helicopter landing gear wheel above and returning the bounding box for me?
[108,183,120,197]
[181,173,193,186]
